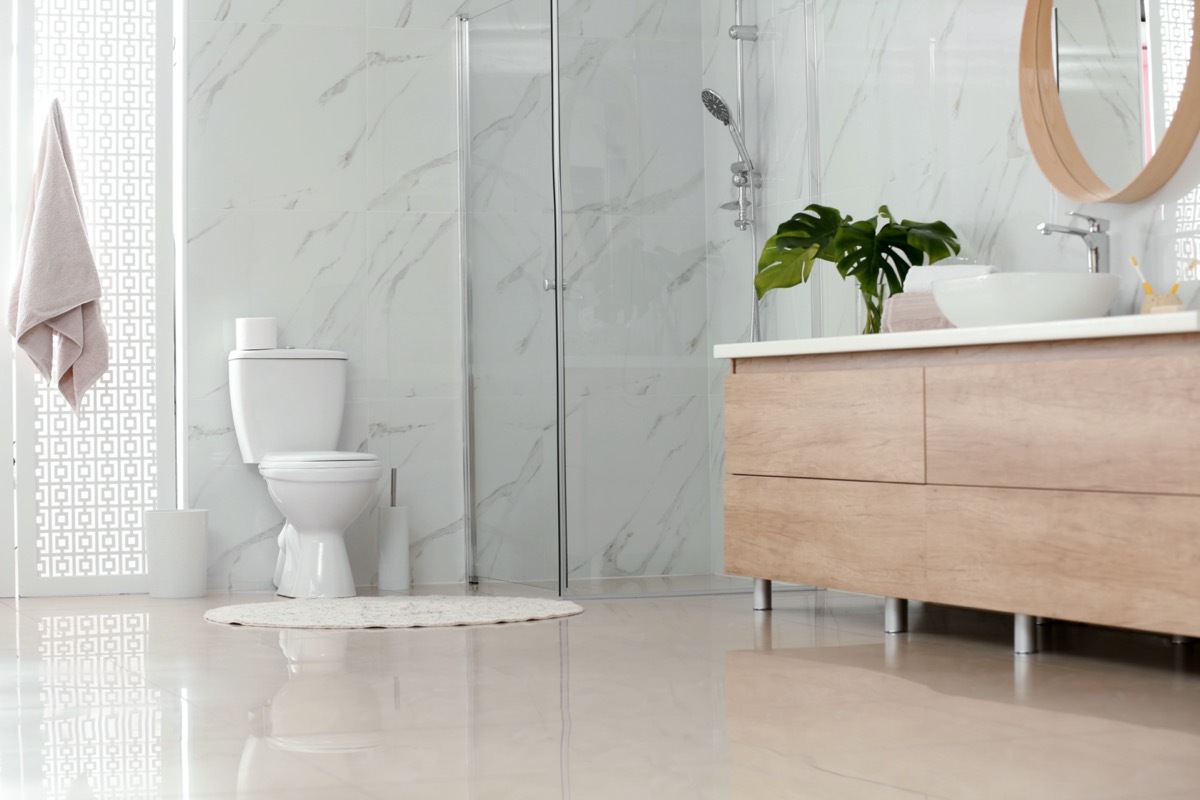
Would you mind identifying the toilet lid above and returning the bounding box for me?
[260,451,381,469]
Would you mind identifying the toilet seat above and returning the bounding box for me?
[260,452,382,483]
[261,451,380,468]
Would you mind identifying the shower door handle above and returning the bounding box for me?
[543,278,557,292]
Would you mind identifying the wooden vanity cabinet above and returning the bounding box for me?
[723,332,1200,640]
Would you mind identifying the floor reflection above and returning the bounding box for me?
[35,612,161,799]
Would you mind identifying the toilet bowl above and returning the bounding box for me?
[259,451,382,599]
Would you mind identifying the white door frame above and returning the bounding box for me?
[0,1,20,599]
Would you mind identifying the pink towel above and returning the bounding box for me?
[7,99,109,412]
[881,292,955,333]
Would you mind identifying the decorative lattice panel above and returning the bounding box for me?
[38,613,161,798]
[1159,0,1194,129]
[31,0,159,579]
[1160,0,1200,272]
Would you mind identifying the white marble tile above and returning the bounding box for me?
[188,22,369,211]
[345,396,466,585]
[631,38,708,218]
[366,0,503,30]
[814,1,934,196]
[563,213,709,399]
[471,395,559,586]
[564,392,711,580]
[927,0,1031,172]
[752,5,811,212]
[190,0,367,25]
[559,0,702,41]
[560,37,706,217]
[702,0,738,41]
[365,27,458,213]
[186,208,369,359]
[362,211,463,400]
[704,210,758,351]
[559,37,640,215]
[468,212,557,398]
[466,13,555,216]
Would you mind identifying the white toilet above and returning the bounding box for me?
[228,347,382,599]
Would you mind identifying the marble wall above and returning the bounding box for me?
[186,1,472,589]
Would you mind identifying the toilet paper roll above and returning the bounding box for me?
[235,317,277,350]
[378,506,410,593]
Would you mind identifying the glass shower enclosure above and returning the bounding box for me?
[459,0,751,597]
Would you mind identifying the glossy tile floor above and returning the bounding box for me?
[1,585,1199,799]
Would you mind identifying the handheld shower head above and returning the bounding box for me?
[700,88,754,170]
[701,89,732,126]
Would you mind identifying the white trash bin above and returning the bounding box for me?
[145,509,208,599]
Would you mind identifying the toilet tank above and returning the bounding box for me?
[229,349,348,464]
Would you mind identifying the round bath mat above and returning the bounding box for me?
[204,595,583,630]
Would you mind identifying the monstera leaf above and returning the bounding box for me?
[756,204,961,334]
[755,204,845,300]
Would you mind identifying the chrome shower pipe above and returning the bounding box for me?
[733,0,760,343]
[734,0,747,138]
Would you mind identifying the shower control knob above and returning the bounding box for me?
[731,172,750,188]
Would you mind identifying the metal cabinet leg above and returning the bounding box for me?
[753,578,772,611]
[1015,614,1038,654]
[884,597,908,634]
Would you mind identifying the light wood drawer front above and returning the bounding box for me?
[725,368,925,483]
[725,476,1200,637]
[925,353,1200,494]
[923,485,1200,637]
[724,476,927,598]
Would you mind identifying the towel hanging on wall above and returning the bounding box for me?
[7,99,110,412]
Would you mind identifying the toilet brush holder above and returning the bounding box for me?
[378,469,410,592]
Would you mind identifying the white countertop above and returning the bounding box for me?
[713,311,1200,359]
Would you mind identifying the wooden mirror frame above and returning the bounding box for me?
[1020,0,1200,203]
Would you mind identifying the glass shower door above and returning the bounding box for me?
[557,4,721,595]
[463,1,559,591]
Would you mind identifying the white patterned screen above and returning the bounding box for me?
[31,0,159,579]
[1159,0,1193,129]
[1157,0,1200,273]
[38,613,161,798]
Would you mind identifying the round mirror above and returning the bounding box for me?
[1020,0,1200,203]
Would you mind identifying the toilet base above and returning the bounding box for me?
[275,524,356,599]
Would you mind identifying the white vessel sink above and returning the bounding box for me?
[931,272,1120,328]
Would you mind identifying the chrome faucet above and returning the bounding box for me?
[1036,212,1110,274]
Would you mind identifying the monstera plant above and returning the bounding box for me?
[756,204,961,334]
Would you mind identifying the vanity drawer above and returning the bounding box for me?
[724,368,925,483]
[925,353,1200,494]
[724,475,927,597]
[922,485,1200,637]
